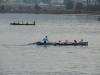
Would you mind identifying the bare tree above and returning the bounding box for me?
[95,0,98,5]
[95,0,100,5]
[89,0,90,5]
[87,0,91,6]
[75,1,83,12]
[98,0,100,5]
[1,5,5,10]
[87,0,89,6]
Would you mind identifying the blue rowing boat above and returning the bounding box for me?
[28,41,88,46]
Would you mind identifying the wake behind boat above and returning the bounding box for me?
[28,41,88,46]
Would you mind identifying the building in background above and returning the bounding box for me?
[51,0,64,5]
[4,0,23,2]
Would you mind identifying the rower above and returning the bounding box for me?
[18,22,20,24]
[26,22,28,24]
[63,40,68,44]
[79,39,83,43]
[58,40,61,44]
[14,21,15,23]
[33,21,35,25]
[43,36,49,43]
[74,40,77,44]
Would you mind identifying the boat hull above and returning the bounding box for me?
[10,23,35,25]
[28,42,88,46]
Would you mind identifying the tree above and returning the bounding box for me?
[63,0,68,5]
[42,0,51,3]
[87,0,91,6]
[23,0,34,3]
[98,0,100,5]
[64,0,73,5]
[34,4,41,10]
[95,0,98,5]
[19,6,22,10]
[75,2,83,11]
[66,1,74,9]
[1,5,5,10]
[95,0,100,5]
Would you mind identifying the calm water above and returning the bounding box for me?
[0,13,100,75]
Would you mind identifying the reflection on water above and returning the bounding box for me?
[0,14,100,75]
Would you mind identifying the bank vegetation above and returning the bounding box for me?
[0,1,100,14]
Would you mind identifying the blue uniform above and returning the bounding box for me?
[43,37,48,43]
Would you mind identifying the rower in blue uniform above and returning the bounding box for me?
[43,36,49,43]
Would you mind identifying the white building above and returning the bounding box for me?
[39,2,48,6]
[4,0,16,2]
[51,0,64,4]
[4,0,23,2]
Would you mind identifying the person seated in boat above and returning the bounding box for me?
[26,22,28,24]
[18,22,20,24]
[63,40,69,44]
[55,40,61,44]
[13,21,15,24]
[58,40,61,44]
[33,21,35,25]
[43,36,50,43]
[73,40,77,44]
[79,39,83,43]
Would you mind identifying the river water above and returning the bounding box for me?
[0,13,100,75]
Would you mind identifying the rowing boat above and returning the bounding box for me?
[28,41,88,46]
[10,23,35,25]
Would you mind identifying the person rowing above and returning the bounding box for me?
[43,36,50,43]
[74,40,77,44]
[58,40,61,44]
[14,21,15,23]
[63,39,69,44]
[33,21,35,25]
[70,40,77,44]
[79,39,83,43]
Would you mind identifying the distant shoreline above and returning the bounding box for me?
[0,9,100,15]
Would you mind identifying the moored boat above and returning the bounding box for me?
[10,21,36,25]
[28,41,88,46]
[10,23,35,25]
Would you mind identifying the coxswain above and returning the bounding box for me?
[43,36,50,43]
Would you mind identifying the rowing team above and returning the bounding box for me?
[43,36,83,44]
[13,21,35,24]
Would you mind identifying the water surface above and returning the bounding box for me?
[0,13,100,75]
